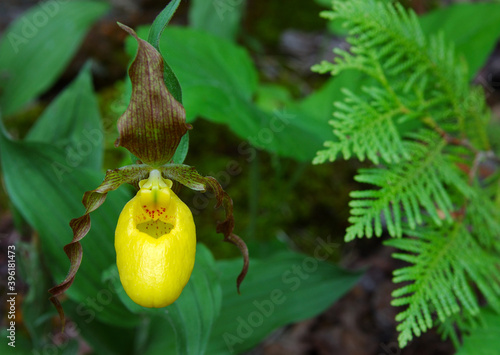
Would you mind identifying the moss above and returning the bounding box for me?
[243,0,326,47]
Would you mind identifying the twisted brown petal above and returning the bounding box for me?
[48,165,149,327]
[162,164,249,292]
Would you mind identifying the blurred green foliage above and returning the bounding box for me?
[0,0,109,116]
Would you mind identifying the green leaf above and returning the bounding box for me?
[147,0,183,103]
[1,328,34,354]
[158,27,257,123]
[172,133,189,164]
[0,0,109,116]
[254,84,293,112]
[206,249,362,354]
[17,241,53,349]
[419,2,500,79]
[188,0,246,41]
[116,24,190,166]
[147,0,188,163]
[157,244,222,355]
[456,308,500,355]
[314,0,332,6]
[0,129,140,327]
[147,0,181,51]
[65,301,136,355]
[26,63,103,170]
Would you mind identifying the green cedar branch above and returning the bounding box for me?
[385,220,500,348]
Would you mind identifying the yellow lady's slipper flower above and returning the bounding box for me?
[115,170,196,308]
[49,22,248,327]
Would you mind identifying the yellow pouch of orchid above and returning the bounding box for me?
[115,170,196,307]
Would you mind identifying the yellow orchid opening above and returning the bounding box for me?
[115,169,196,308]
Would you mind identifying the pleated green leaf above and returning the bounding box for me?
[456,308,500,355]
[0,128,140,327]
[147,0,183,103]
[26,63,103,170]
[188,0,246,41]
[146,0,189,164]
[206,250,362,354]
[0,0,109,115]
[65,301,136,355]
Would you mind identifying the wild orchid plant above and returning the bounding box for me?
[48,9,248,325]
